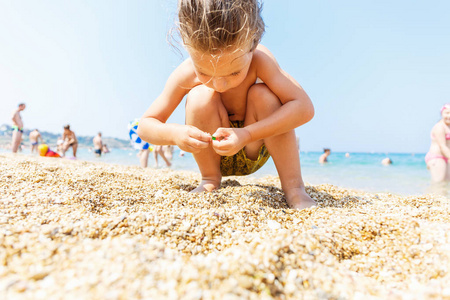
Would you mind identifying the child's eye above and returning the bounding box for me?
[230,72,240,76]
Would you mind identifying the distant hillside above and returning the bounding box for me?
[0,124,132,148]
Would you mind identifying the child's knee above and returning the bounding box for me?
[186,85,219,115]
[186,85,228,125]
[247,84,281,114]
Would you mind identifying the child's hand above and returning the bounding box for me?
[211,127,251,156]
[175,125,211,153]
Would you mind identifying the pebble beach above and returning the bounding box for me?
[1,154,449,299]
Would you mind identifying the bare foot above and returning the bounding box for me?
[190,180,220,193]
[285,187,317,210]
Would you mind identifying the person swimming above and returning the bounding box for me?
[319,148,331,163]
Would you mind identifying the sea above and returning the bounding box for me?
[3,147,437,197]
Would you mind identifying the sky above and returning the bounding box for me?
[1,0,449,153]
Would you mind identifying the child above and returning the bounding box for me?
[137,0,316,209]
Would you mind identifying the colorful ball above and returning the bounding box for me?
[38,144,49,156]
[128,119,150,150]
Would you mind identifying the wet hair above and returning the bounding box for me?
[64,125,70,130]
[18,103,25,107]
[323,148,330,153]
[176,0,265,54]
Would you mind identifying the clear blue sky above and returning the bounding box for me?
[1,0,449,153]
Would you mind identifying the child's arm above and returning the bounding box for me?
[137,60,211,153]
[245,45,314,141]
[212,45,314,155]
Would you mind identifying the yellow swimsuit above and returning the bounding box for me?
[220,120,271,176]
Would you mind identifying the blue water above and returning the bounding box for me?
[1,147,434,196]
[299,152,430,196]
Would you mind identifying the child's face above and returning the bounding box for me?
[189,48,253,93]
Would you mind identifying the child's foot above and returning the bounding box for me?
[190,180,220,193]
[285,187,317,210]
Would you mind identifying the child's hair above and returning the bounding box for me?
[177,0,265,53]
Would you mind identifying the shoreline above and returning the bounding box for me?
[0,149,434,198]
[1,154,449,298]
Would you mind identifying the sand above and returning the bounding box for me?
[0,154,449,299]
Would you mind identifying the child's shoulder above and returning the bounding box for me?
[252,44,279,70]
[170,58,202,88]
[251,44,283,79]
[253,44,277,62]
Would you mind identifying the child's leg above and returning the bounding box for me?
[185,85,229,192]
[155,146,172,167]
[244,84,316,209]
[140,149,149,168]
[153,146,160,167]
[61,143,68,157]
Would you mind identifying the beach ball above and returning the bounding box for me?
[38,144,49,156]
[128,119,150,150]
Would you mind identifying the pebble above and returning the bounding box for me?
[0,154,449,299]
[267,220,282,230]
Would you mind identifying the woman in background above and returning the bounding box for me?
[425,104,450,182]
[61,124,78,158]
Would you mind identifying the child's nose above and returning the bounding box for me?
[212,77,227,91]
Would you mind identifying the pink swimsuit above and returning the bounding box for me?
[425,133,450,163]
[425,152,448,164]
